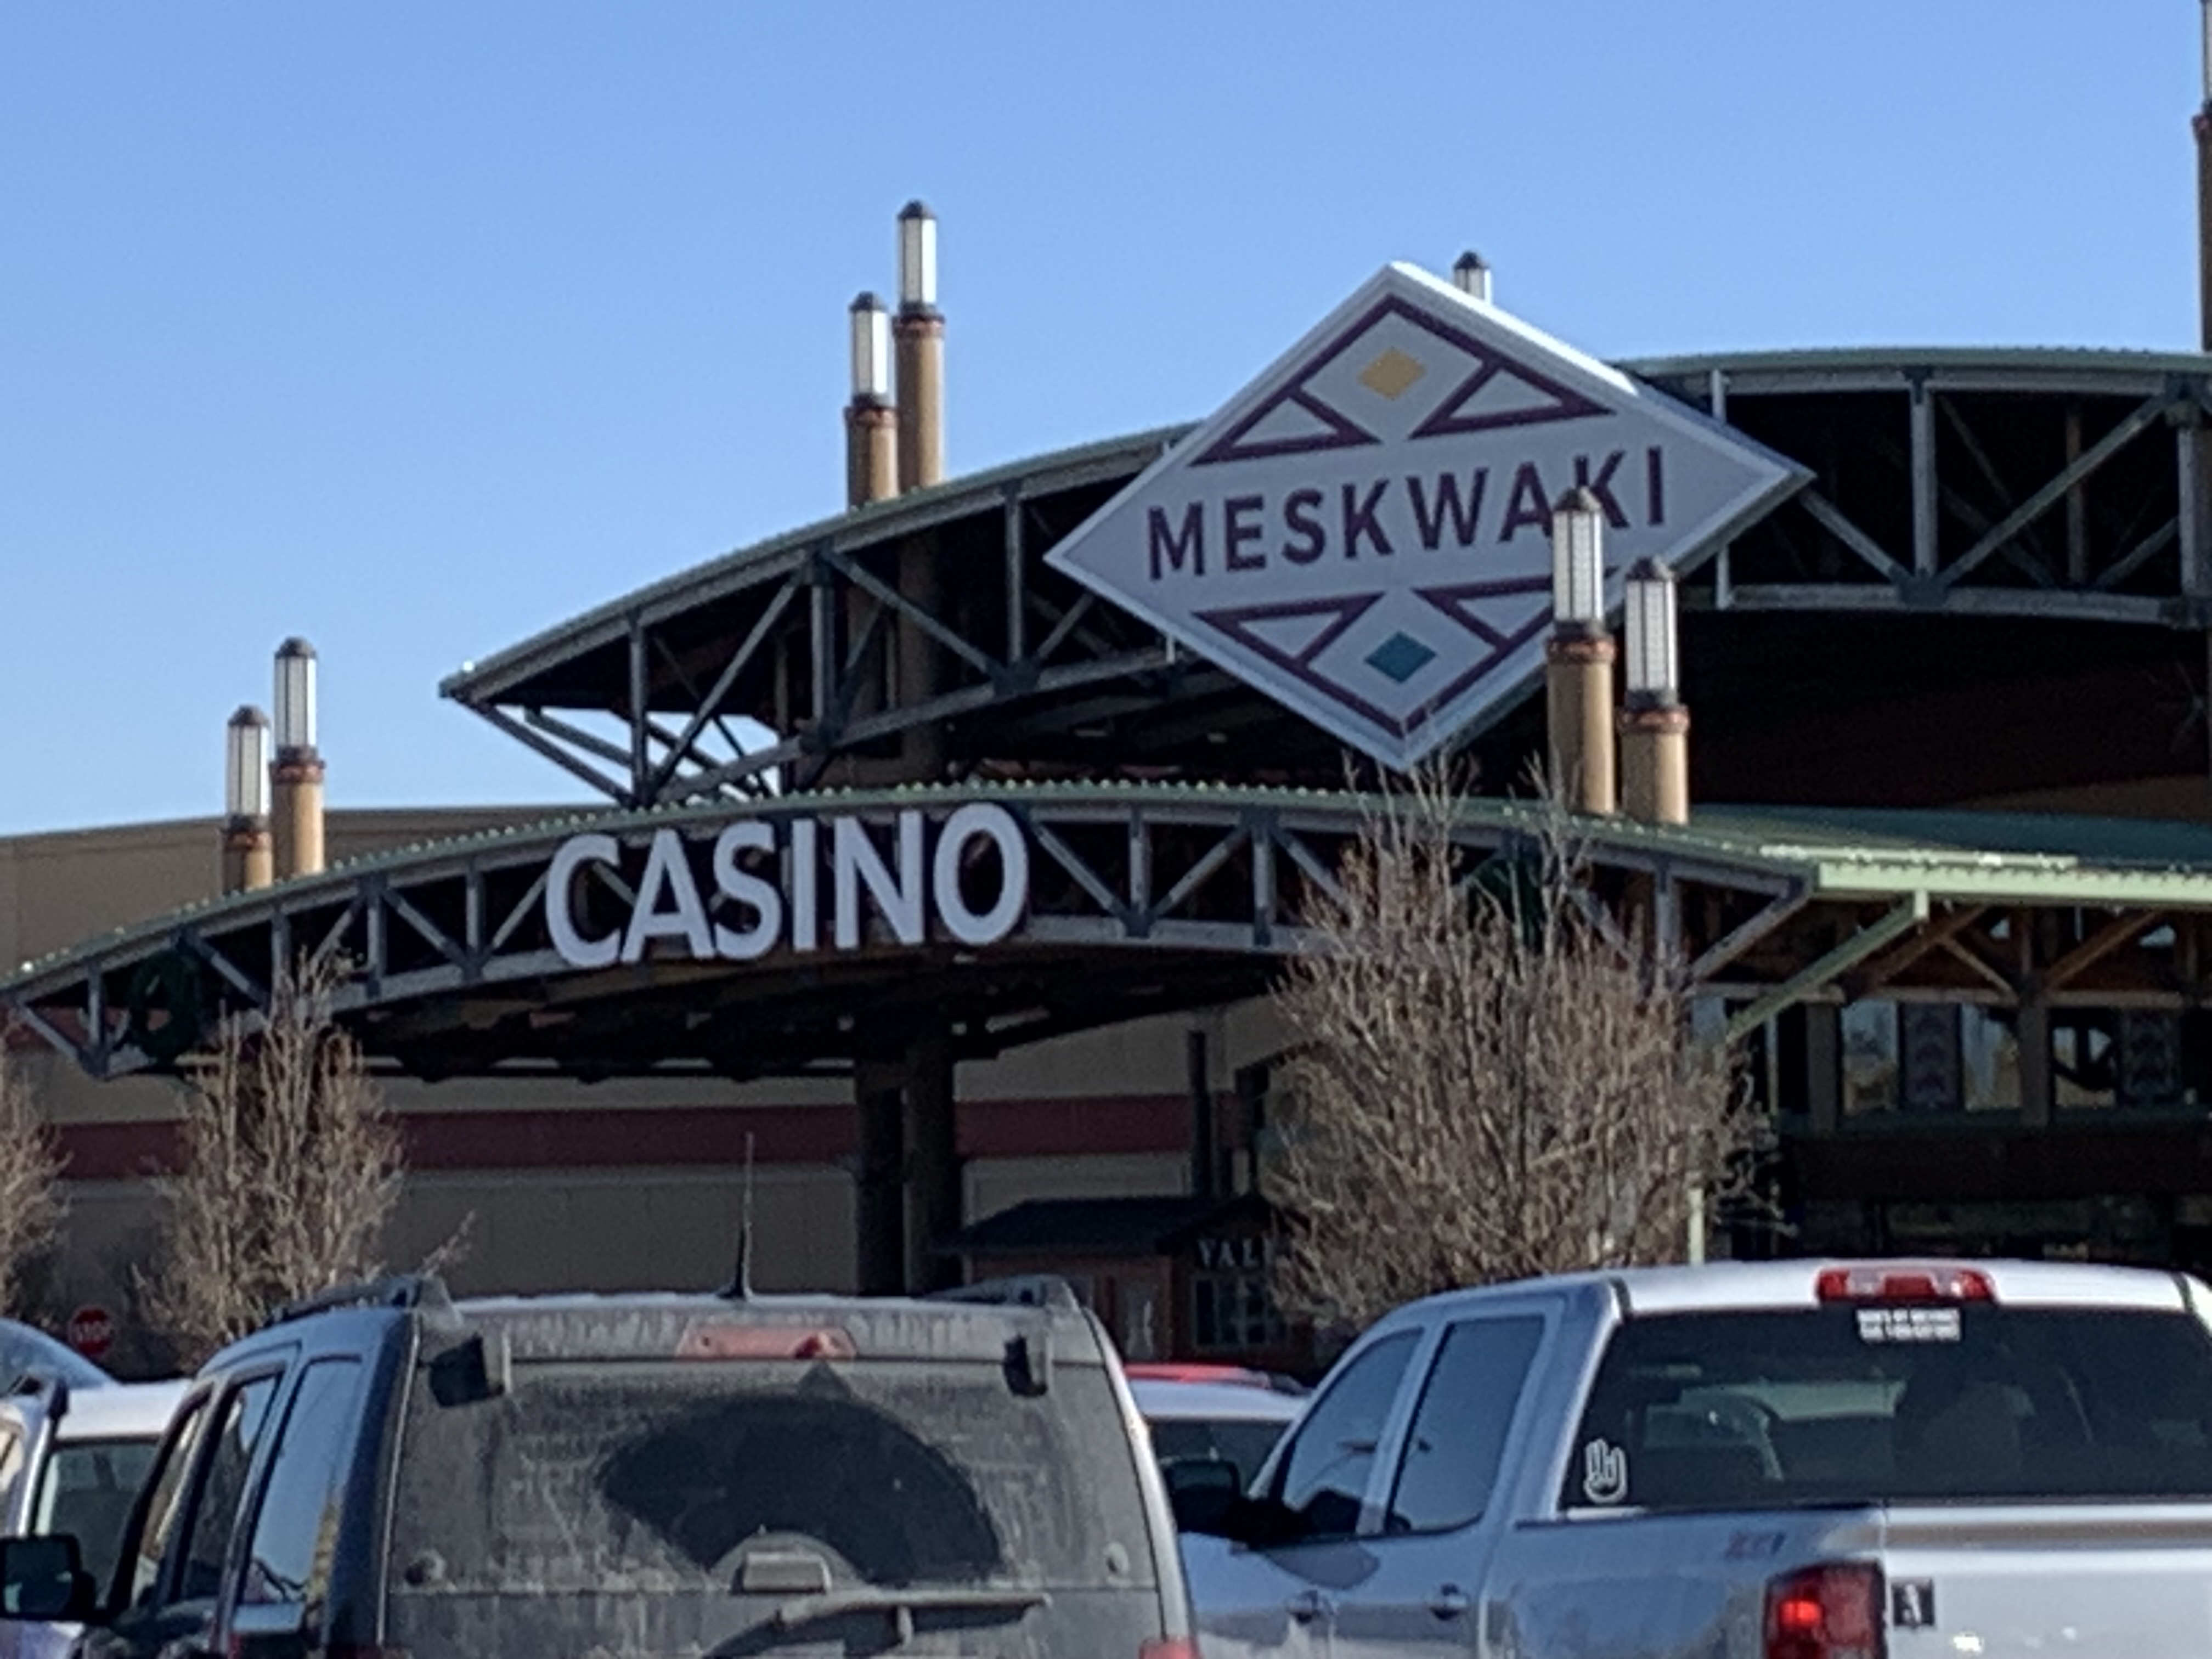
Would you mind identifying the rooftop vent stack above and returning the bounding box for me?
[270,637,326,879]
[2199,0,2212,349]
[221,705,274,893]
[1620,558,1690,826]
[845,291,898,507]
[1451,250,1492,304]
[894,201,944,492]
[1544,488,1617,816]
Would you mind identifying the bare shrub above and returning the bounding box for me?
[0,1033,65,1316]
[140,959,400,1364]
[1267,770,1760,1335]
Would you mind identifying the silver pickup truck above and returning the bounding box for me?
[1173,1259,2212,1659]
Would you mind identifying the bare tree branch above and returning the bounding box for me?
[1267,768,1763,1336]
[139,957,400,1364]
[0,1032,65,1317]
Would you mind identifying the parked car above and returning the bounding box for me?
[0,1327,108,1396]
[0,1276,1195,1659]
[1175,1258,2212,1659]
[0,1375,186,1659]
[1126,1363,1305,1493]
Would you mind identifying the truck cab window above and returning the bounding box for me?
[1269,1330,1418,1539]
[1386,1315,1544,1534]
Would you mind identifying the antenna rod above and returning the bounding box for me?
[739,1131,757,1299]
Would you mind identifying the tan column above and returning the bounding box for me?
[272,752,326,879]
[845,290,898,508]
[223,821,274,894]
[1621,704,1690,826]
[1544,635,1617,816]
[221,704,273,894]
[894,312,944,492]
[847,400,898,507]
[894,201,944,493]
[269,637,325,880]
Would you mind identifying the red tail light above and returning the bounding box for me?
[1140,1639,1200,1659]
[1815,1263,1992,1304]
[1765,1564,1883,1659]
[675,1322,857,1359]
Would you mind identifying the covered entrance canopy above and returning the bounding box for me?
[8,785,2212,1089]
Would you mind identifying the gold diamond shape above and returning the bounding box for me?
[1358,346,1426,400]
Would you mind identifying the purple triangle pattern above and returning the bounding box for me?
[1195,577,1557,744]
[1192,295,1611,469]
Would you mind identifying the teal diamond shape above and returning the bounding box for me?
[1365,631,1437,685]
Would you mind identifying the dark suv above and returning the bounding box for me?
[0,1277,1194,1659]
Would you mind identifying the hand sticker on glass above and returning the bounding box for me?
[1581,1438,1628,1505]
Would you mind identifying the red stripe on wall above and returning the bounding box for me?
[54,1121,180,1181]
[53,1094,1194,1181]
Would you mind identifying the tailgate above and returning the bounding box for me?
[1879,1505,2212,1659]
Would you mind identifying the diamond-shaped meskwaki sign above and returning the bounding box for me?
[1046,262,1809,769]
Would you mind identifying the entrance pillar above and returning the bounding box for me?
[903,1031,961,1293]
[2017,995,2054,1129]
[855,1059,907,1294]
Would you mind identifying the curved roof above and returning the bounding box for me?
[428,341,2212,824]
[439,424,1187,707]
[441,346,2212,714]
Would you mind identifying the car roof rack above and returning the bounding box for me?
[267,1274,453,1328]
[926,1274,1083,1312]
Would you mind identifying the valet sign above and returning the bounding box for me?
[1048,263,1806,768]
[546,803,1029,969]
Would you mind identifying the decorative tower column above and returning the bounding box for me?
[845,291,898,507]
[1451,249,1492,303]
[1620,558,1690,826]
[893,201,944,493]
[1545,488,1616,815]
[270,637,325,879]
[221,706,273,893]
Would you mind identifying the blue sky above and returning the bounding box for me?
[0,3,2198,834]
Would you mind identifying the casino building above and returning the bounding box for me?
[19,170,2212,1370]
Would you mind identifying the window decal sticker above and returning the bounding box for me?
[1580,1438,1628,1504]
[1856,1307,1962,1344]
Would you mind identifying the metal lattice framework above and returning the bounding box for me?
[437,351,2212,812]
[1634,351,2212,627]
[10,784,2212,1086]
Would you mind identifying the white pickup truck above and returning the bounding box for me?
[1172,1259,2212,1659]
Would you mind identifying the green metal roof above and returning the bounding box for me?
[1683,806,2212,905]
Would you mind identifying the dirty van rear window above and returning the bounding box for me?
[388,1358,1153,1595]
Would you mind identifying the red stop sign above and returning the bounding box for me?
[65,1306,114,1362]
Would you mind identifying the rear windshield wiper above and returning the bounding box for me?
[775,1585,1049,1638]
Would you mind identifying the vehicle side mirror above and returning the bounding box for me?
[1164,1457,1243,1536]
[0,1536,97,1623]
